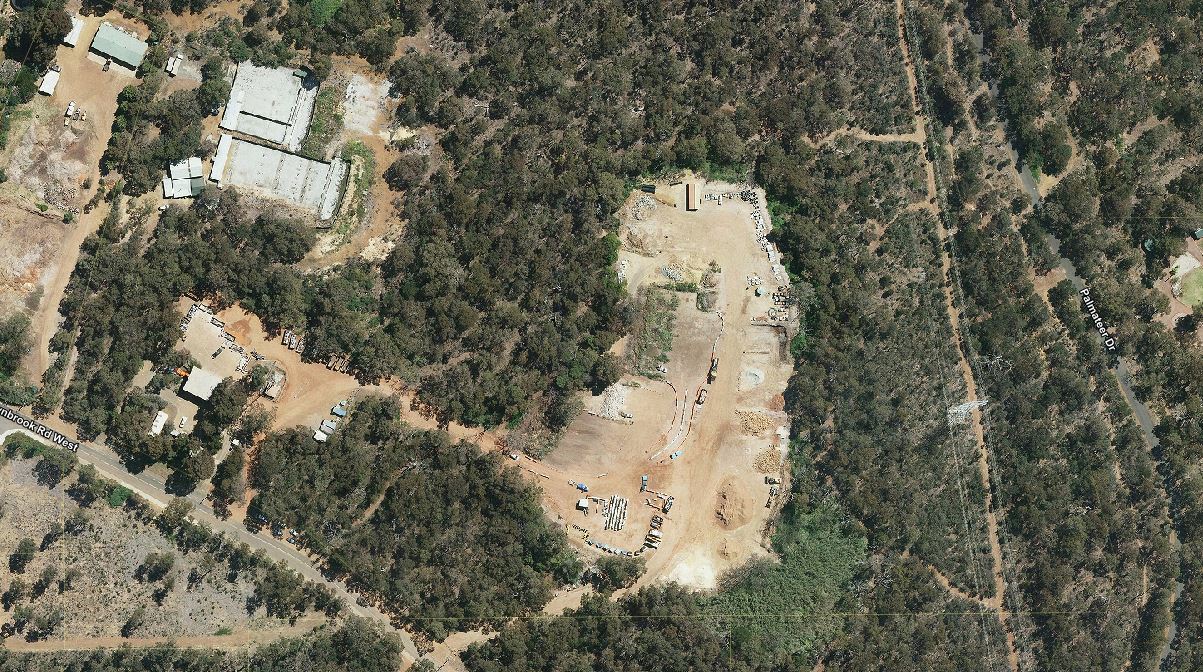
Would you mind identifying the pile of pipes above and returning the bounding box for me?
[43,185,78,212]
[605,495,629,531]
[180,301,210,332]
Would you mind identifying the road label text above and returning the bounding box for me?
[0,405,80,452]
[1079,288,1118,352]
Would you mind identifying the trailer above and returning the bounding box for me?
[662,496,675,514]
[707,357,719,383]
[640,475,648,492]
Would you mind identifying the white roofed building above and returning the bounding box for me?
[162,157,205,198]
[213,138,347,220]
[149,411,168,435]
[63,16,85,47]
[182,366,224,401]
[219,63,317,151]
[38,69,60,96]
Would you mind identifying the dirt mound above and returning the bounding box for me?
[754,448,782,474]
[767,393,786,411]
[737,409,774,435]
[714,480,749,530]
[597,383,630,421]
[624,226,656,254]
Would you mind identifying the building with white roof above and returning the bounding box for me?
[149,410,168,436]
[162,157,205,198]
[63,16,85,47]
[210,134,232,186]
[212,137,347,220]
[182,366,224,401]
[38,69,60,96]
[219,63,317,151]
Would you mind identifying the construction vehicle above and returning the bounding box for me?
[662,496,675,514]
[707,357,719,383]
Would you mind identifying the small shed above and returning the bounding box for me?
[1192,228,1203,240]
[313,430,328,442]
[163,157,205,198]
[331,405,347,417]
[38,69,60,96]
[685,183,698,211]
[576,498,589,512]
[63,16,85,47]
[149,410,168,436]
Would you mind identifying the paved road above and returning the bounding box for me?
[0,414,420,662]
[1005,139,1184,666]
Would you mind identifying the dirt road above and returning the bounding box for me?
[897,1,1019,670]
[3,616,327,653]
[18,14,133,381]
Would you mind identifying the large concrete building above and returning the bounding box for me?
[219,63,317,151]
[90,23,148,70]
[210,134,346,220]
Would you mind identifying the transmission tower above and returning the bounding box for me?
[947,399,988,426]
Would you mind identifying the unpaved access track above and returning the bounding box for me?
[2,616,327,653]
[899,1,1018,669]
[14,14,136,381]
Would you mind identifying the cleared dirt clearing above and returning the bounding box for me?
[546,178,794,590]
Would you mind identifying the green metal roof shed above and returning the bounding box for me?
[90,23,148,69]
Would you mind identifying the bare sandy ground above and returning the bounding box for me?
[15,14,137,381]
[544,179,794,591]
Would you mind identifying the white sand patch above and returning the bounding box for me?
[663,550,718,590]
[1171,253,1201,281]
[739,367,764,390]
[360,236,395,262]
[343,74,391,136]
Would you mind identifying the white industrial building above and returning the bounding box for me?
[219,63,317,151]
[210,134,346,220]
